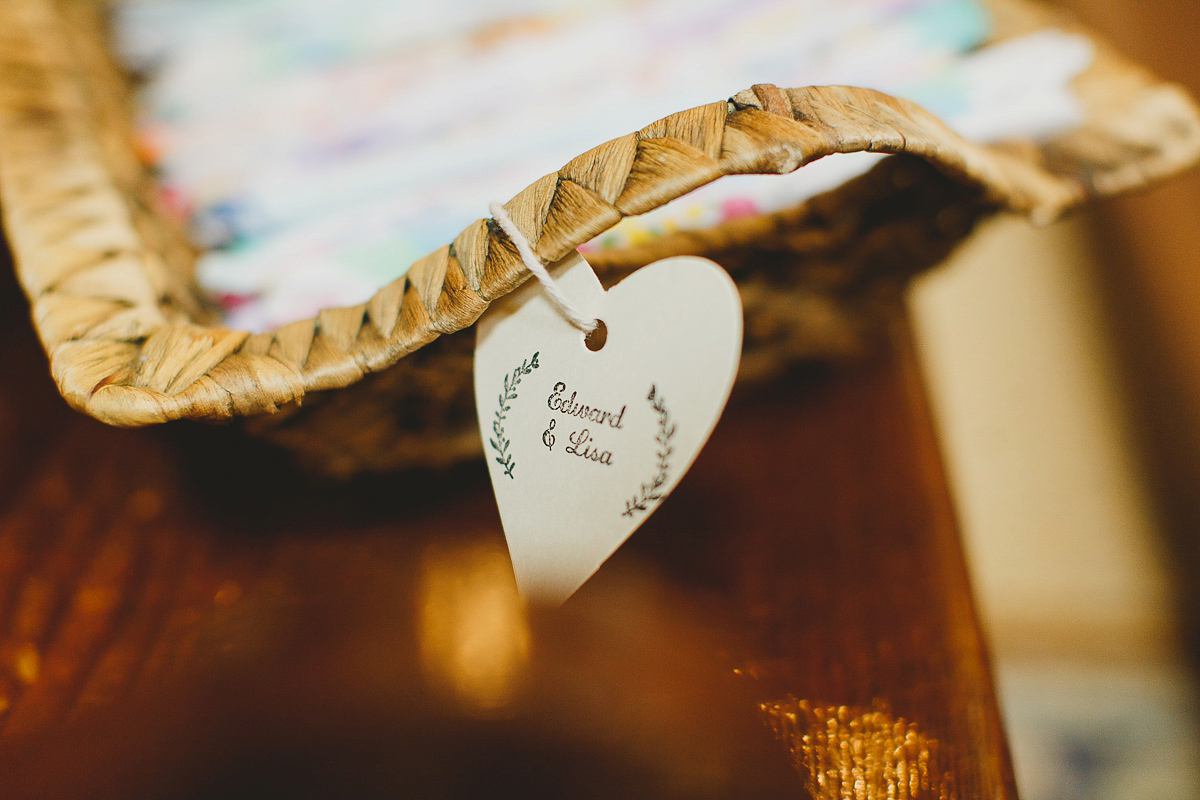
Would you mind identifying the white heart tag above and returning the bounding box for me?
[474,252,742,604]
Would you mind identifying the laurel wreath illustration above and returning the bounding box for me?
[489,351,540,479]
[623,384,675,517]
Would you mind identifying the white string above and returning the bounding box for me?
[490,202,598,334]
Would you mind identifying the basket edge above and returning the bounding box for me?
[3,0,1198,428]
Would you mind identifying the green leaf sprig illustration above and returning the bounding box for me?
[489,351,540,479]
[623,384,675,517]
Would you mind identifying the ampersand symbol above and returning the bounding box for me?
[542,418,556,451]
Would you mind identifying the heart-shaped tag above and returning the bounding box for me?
[474,252,742,604]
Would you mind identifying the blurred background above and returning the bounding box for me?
[911,1,1200,796]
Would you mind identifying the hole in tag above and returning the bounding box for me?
[584,319,607,352]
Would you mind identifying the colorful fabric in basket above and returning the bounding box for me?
[116,0,1093,332]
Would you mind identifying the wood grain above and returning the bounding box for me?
[0,233,1016,797]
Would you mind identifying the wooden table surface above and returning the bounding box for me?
[0,242,1018,799]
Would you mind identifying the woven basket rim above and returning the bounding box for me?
[2,0,1199,429]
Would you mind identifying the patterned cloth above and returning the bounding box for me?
[116,0,1093,331]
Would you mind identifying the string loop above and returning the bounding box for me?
[490,202,598,334]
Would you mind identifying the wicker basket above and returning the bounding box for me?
[1,0,1198,475]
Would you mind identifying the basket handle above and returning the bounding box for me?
[11,0,1199,431]
[16,82,1095,425]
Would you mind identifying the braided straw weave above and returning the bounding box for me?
[1,0,1199,473]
